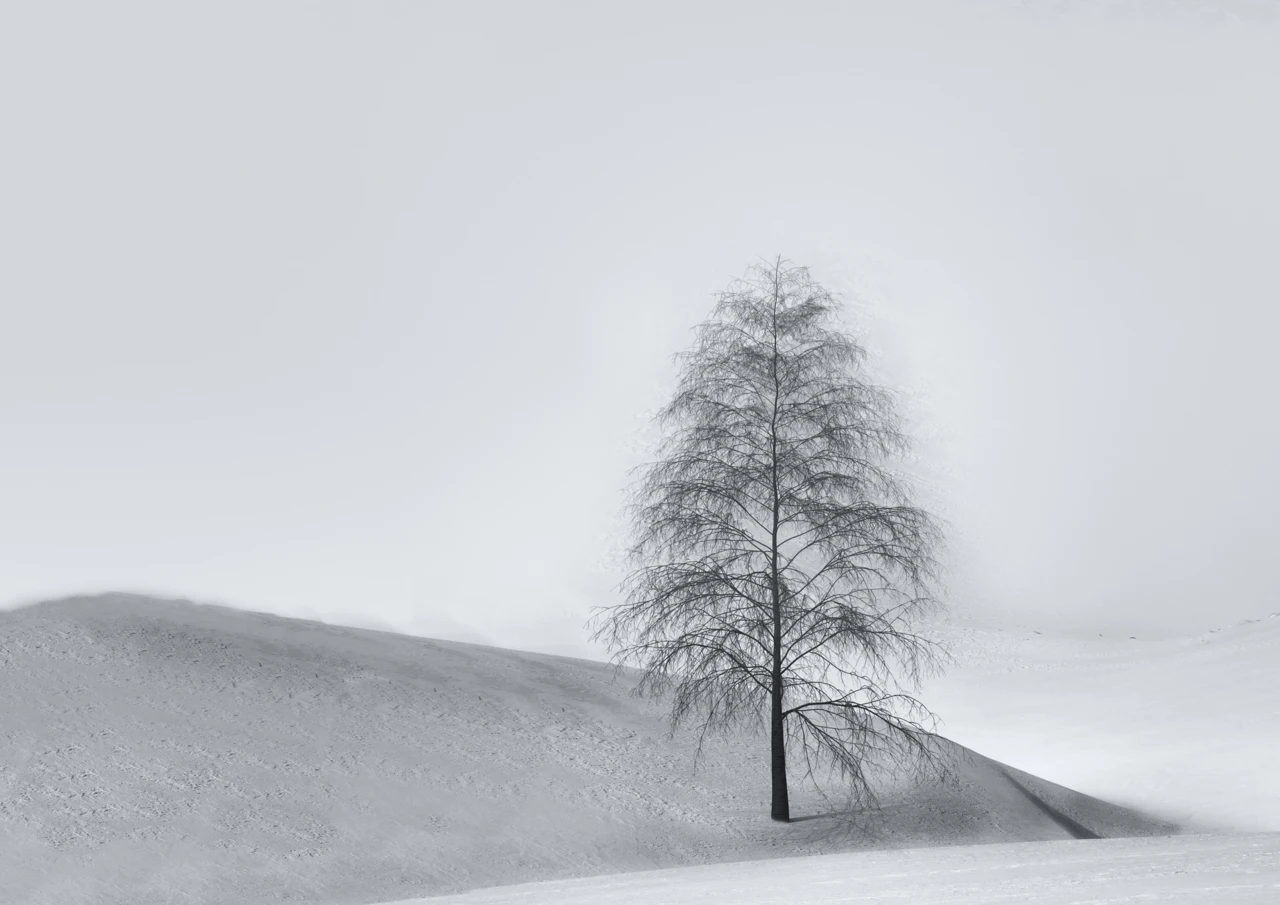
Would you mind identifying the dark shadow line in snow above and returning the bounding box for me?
[998,767,1101,840]
[788,813,830,823]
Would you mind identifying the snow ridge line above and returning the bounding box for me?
[998,767,1101,840]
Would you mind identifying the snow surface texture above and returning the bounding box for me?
[920,614,1280,834]
[388,833,1280,905]
[386,834,1280,905]
[1,594,1177,905]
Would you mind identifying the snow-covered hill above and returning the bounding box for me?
[0,594,1175,905]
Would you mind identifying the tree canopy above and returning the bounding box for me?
[592,258,948,822]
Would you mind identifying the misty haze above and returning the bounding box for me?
[2,2,1279,904]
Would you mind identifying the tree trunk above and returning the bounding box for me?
[770,667,789,821]
[768,269,790,823]
[769,558,789,821]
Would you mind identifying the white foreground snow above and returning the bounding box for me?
[388,832,1280,905]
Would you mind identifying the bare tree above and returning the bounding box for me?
[591,258,948,823]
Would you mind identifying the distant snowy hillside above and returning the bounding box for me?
[922,613,1280,833]
[0,594,1174,905]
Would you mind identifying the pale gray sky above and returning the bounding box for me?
[2,1,1278,658]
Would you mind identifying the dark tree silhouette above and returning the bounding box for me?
[591,258,948,822]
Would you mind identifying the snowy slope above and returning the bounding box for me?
[920,614,1280,833]
[0,594,1174,905]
